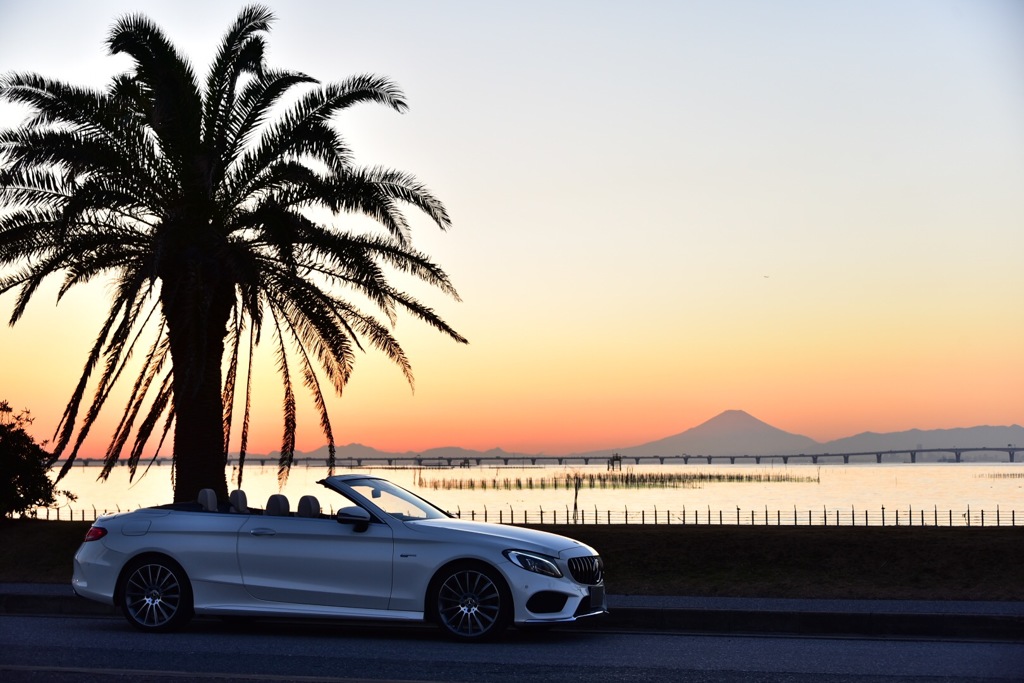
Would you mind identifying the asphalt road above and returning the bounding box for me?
[1,614,1022,682]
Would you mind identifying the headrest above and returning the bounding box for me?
[265,494,289,516]
[197,489,218,512]
[297,495,320,518]
[229,489,248,513]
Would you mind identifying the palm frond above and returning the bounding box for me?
[124,372,174,481]
[276,297,337,475]
[234,322,257,489]
[267,304,296,487]
[107,11,203,171]
[221,69,317,175]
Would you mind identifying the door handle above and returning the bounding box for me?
[249,528,276,536]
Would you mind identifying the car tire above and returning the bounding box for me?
[431,562,512,642]
[119,557,193,632]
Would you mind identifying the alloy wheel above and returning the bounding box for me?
[436,567,506,640]
[123,561,188,630]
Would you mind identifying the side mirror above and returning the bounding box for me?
[336,506,371,532]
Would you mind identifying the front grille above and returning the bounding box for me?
[567,555,604,585]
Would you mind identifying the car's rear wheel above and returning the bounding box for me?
[432,563,511,642]
[120,557,193,632]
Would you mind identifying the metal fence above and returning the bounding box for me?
[29,504,1023,527]
[452,506,1022,527]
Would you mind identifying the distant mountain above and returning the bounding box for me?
[238,411,1024,462]
[607,409,821,457]
[821,426,1024,453]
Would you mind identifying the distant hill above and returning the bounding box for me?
[821,426,1024,453]
[604,409,820,458]
[238,410,1024,462]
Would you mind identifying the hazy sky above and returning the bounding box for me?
[1,0,1021,457]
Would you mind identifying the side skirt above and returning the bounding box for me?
[196,602,423,622]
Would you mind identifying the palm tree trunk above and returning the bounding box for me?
[161,267,233,503]
[171,365,228,503]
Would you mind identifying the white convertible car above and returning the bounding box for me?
[72,474,606,641]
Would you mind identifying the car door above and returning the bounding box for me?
[236,514,394,610]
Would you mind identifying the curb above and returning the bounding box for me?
[591,607,1024,641]
[2,592,1022,641]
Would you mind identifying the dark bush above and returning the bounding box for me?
[0,401,75,517]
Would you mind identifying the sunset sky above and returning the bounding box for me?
[1,0,1021,459]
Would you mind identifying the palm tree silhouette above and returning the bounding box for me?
[0,5,465,501]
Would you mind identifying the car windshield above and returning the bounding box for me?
[342,477,450,521]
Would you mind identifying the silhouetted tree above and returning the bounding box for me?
[0,6,465,502]
[0,401,76,518]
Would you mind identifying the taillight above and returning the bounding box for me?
[83,526,108,542]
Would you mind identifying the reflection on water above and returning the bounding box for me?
[43,460,1024,525]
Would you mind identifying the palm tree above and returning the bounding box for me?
[0,5,466,502]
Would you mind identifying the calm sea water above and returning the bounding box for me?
[43,460,1024,526]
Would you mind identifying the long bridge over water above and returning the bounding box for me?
[62,446,1020,470]
[247,446,1018,468]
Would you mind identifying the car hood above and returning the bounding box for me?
[405,518,593,556]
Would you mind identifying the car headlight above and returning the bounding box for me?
[503,550,562,578]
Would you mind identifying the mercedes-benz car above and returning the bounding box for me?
[72,474,606,641]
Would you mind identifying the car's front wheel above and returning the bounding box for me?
[431,563,512,642]
[119,557,193,632]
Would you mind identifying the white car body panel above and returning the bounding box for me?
[237,516,394,609]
